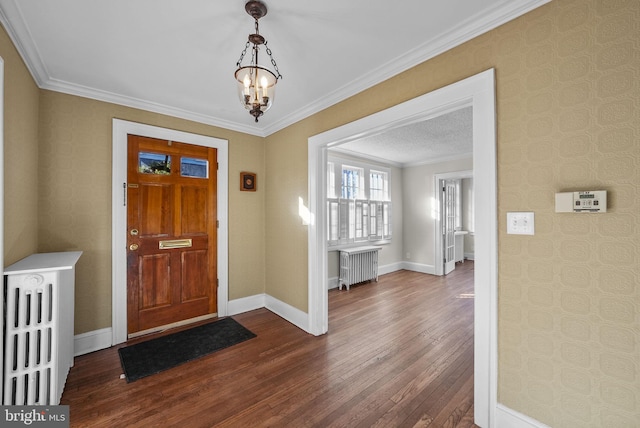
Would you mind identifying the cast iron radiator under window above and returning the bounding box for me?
[338,246,382,290]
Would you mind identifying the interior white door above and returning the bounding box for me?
[443,180,456,274]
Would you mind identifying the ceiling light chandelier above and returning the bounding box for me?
[234,0,282,122]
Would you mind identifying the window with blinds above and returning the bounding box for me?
[327,157,392,247]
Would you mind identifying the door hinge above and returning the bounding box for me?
[216,220,219,228]
[217,279,219,289]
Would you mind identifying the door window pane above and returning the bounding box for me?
[181,157,208,178]
[139,152,171,175]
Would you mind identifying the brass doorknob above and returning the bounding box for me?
[129,244,139,251]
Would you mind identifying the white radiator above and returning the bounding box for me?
[338,246,382,290]
[2,251,82,405]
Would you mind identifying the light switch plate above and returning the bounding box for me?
[507,212,535,235]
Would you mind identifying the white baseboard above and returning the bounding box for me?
[464,252,475,260]
[227,293,266,315]
[379,262,403,276]
[328,262,435,292]
[328,276,339,290]
[401,261,436,275]
[76,267,449,358]
[496,404,550,428]
[228,293,309,334]
[73,293,307,356]
[74,327,112,357]
[328,263,402,291]
[265,294,310,332]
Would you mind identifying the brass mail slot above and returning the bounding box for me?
[159,239,192,249]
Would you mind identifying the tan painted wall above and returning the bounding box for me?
[36,91,266,334]
[265,0,639,426]
[1,24,40,265]
[263,124,309,309]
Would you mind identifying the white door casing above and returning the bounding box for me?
[308,69,497,427]
[0,57,5,395]
[111,119,229,345]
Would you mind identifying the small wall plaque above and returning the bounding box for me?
[240,172,257,191]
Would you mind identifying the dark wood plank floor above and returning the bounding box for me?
[61,262,477,427]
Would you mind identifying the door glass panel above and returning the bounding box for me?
[181,157,208,178]
[139,152,171,175]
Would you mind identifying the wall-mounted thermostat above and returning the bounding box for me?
[555,190,607,213]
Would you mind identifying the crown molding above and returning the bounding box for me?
[328,147,404,169]
[0,0,550,137]
[40,77,266,136]
[329,146,473,169]
[261,0,551,136]
[0,0,49,87]
[403,153,473,168]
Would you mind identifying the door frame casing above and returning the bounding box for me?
[434,170,473,276]
[308,69,497,427]
[111,119,229,345]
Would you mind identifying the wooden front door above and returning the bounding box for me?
[127,135,218,334]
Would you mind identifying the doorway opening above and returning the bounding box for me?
[308,69,497,427]
[434,170,473,276]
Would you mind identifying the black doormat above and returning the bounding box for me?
[118,317,256,382]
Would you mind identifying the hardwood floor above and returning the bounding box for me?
[61,262,477,427]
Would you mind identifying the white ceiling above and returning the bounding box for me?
[0,0,546,158]
[332,106,473,167]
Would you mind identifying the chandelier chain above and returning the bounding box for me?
[264,41,282,80]
[236,41,250,68]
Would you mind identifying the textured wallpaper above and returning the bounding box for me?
[489,1,639,426]
[1,25,40,265]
